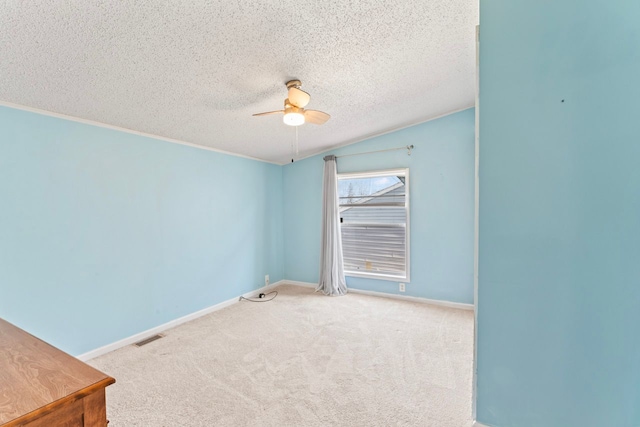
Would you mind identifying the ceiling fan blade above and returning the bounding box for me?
[288,87,311,108]
[304,110,330,125]
[252,110,284,117]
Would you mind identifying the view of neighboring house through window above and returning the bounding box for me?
[338,169,409,280]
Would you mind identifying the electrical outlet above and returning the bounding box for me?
[399,283,405,292]
[265,275,269,286]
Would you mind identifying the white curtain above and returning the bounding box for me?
[317,155,348,296]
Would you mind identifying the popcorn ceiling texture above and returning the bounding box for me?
[0,1,478,164]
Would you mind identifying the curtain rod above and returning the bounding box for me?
[335,145,414,159]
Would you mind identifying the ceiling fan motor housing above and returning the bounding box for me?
[284,99,302,114]
[286,79,302,89]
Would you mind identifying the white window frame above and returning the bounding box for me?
[338,168,410,282]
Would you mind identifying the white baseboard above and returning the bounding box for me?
[77,279,472,361]
[473,422,490,427]
[76,282,282,361]
[280,280,474,310]
[279,279,316,288]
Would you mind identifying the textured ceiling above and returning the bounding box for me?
[0,1,478,164]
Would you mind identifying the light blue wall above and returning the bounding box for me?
[283,108,475,304]
[0,106,283,356]
[477,1,640,426]
[0,104,474,356]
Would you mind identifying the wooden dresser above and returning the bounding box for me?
[0,318,115,427]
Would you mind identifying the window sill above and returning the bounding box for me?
[345,271,409,282]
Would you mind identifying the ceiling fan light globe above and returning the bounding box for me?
[283,112,305,126]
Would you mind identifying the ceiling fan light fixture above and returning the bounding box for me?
[254,80,329,127]
[283,111,305,126]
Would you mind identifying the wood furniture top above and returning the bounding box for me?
[0,318,115,426]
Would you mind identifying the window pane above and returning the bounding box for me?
[337,170,409,280]
[340,206,406,224]
[341,224,406,277]
[338,176,405,206]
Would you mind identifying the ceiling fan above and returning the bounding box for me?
[253,80,330,126]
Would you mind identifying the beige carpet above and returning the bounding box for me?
[89,284,474,426]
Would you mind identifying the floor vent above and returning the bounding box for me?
[134,334,164,347]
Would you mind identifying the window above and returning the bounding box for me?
[338,168,409,281]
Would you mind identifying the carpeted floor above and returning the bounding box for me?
[89,284,474,426]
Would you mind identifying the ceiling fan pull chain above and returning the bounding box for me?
[295,126,299,157]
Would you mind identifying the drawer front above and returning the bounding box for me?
[23,399,84,427]
[20,388,109,427]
